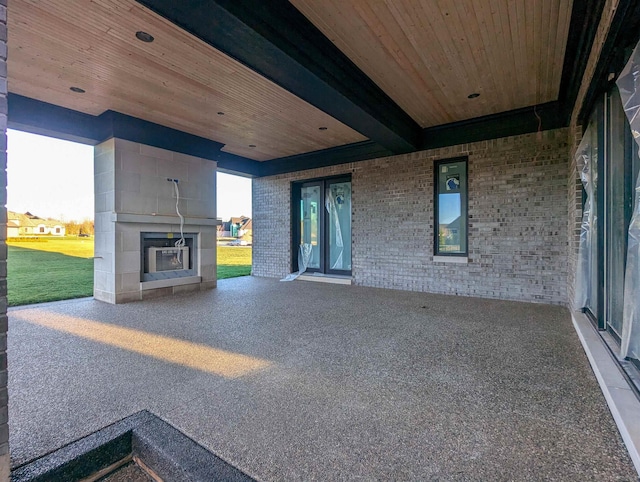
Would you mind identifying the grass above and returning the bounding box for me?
[7,238,252,306]
[217,246,252,279]
[8,238,95,306]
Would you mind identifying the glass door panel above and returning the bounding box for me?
[606,88,633,336]
[300,184,321,270]
[590,123,600,318]
[326,181,352,272]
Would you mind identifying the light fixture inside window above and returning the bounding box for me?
[136,31,154,43]
[70,87,85,93]
[467,93,480,99]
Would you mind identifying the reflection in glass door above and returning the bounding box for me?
[293,177,352,275]
[300,184,321,270]
[326,181,352,272]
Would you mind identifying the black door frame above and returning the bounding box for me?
[291,174,352,275]
[587,90,639,333]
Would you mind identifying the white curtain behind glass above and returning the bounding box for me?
[574,128,594,310]
[617,41,640,359]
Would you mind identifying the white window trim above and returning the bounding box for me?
[433,255,468,264]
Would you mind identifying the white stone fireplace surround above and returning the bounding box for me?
[94,138,220,304]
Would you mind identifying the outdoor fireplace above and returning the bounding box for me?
[93,138,220,304]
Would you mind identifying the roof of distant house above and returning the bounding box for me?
[7,211,64,227]
[229,216,250,224]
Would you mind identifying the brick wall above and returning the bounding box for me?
[254,128,569,305]
[0,0,8,478]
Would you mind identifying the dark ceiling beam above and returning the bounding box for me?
[260,141,393,177]
[213,152,262,178]
[261,102,562,177]
[136,0,423,154]
[577,0,640,125]
[8,94,261,176]
[8,93,105,145]
[422,101,564,150]
[558,0,607,123]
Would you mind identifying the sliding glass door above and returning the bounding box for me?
[604,87,638,338]
[293,176,352,275]
[577,86,640,370]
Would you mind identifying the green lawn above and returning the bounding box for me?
[217,246,252,279]
[7,238,252,306]
[7,238,95,306]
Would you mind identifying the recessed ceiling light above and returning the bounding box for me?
[135,31,154,43]
[217,112,225,115]
[249,144,256,148]
[467,93,480,99]
[70,86,85,93]
[319,127,328,131]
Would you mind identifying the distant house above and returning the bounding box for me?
[238,218,252,237]
[438,216,461,252]
[7,211,65,237]
[6,221,19,238]
[218,216,252,238]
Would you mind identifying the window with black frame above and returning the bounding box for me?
[434,158,468,256]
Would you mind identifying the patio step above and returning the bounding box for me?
[297,273,352,285]
[10,411,255,482]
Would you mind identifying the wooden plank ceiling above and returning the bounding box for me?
[290,0,573,128]
[8,0,575,163]
[7,0,366,161]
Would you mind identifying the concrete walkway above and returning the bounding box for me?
[8,277,638,480]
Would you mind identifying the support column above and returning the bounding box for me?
[94,138,219,304]
[0,1,9,479]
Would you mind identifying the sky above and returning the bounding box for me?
[6,129,252,222]
[216,172,252,220]
[439,194,461,225]
[7,130,95,221]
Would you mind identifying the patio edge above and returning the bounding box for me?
[571,311,640,475]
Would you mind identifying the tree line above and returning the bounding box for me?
[64,220,94,235]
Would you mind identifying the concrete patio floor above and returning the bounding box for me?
[8,277,638,480]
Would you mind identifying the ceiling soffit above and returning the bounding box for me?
[291,0,573,128]
[5,0,606,176]
[7,0,366,161]
[137,0,423,153]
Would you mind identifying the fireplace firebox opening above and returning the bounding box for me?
[141,232,198,282]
